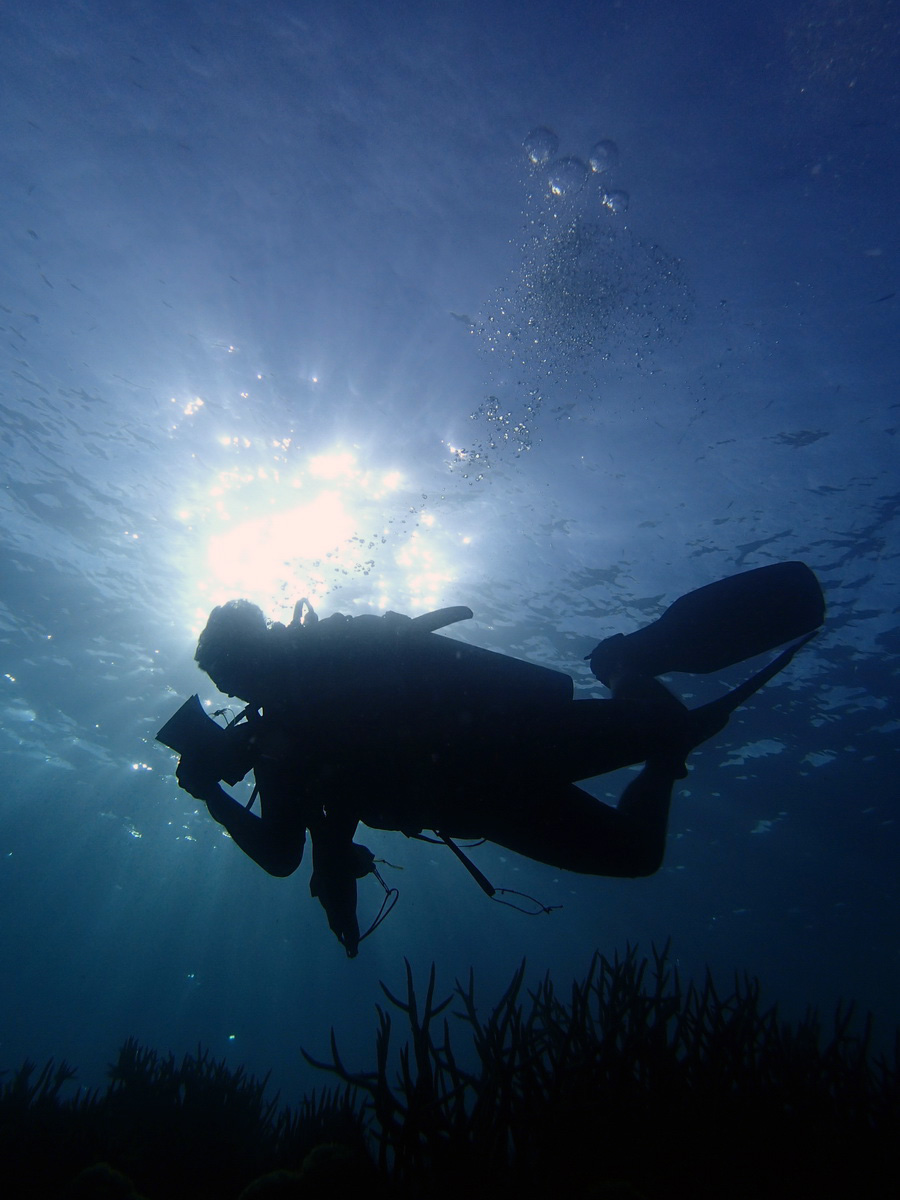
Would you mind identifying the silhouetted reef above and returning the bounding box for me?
[1,945,896,1199]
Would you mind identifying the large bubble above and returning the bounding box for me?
[523,126,559,166]
[546,156,589,198]
[602,190,629,214]
[588,139,619,173]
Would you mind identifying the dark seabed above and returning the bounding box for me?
[1,0,898,1195]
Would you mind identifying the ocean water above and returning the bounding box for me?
[1,0,898,1107]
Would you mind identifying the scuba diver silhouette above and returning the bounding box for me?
[158,561,824,957]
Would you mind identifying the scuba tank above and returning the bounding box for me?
[588,561,824,685]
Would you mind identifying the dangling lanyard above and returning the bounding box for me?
[435,830,495,896]
[433,831,561,915]
[357,863,400,946]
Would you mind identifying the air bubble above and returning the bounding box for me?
[546,157,589,198]
[602,190,629,214]
[588,139,619,173]
[523,127,559,166]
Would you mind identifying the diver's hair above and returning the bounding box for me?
[194,599,268,673]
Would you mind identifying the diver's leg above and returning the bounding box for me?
[610,761,680,875]
[459,764,681,878]
[540,686,690,782]
[545,633,817,784]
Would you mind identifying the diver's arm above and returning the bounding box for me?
[204,784,306,877]
[176,763,306,877]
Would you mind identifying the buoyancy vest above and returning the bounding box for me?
[272,606,573,728]
[253,607,575,815]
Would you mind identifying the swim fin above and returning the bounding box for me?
[683,630,818,758]
[588,561,824,684]
[610,631,815,777]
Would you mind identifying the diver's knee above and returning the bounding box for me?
[629,862,662,879]
[264,851,303,877]
[625,844,665,878]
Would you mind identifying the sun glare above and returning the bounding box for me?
[308,451,357,480]
[175,433,462,631]
[206,491,354,599]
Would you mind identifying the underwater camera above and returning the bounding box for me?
[156,694,247,785]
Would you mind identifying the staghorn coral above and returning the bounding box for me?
[303,943,899,1199]
[0,1040,366,1200]
[1,945,897,1198]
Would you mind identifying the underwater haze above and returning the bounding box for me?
[1,0,898,1103]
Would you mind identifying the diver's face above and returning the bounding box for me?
[202,644,264,701]
[207,663,253,701]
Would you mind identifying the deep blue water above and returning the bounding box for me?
[1,0,898,1102]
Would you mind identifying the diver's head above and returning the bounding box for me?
[195,599,270,700]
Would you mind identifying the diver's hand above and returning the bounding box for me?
[176,757,222,800]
